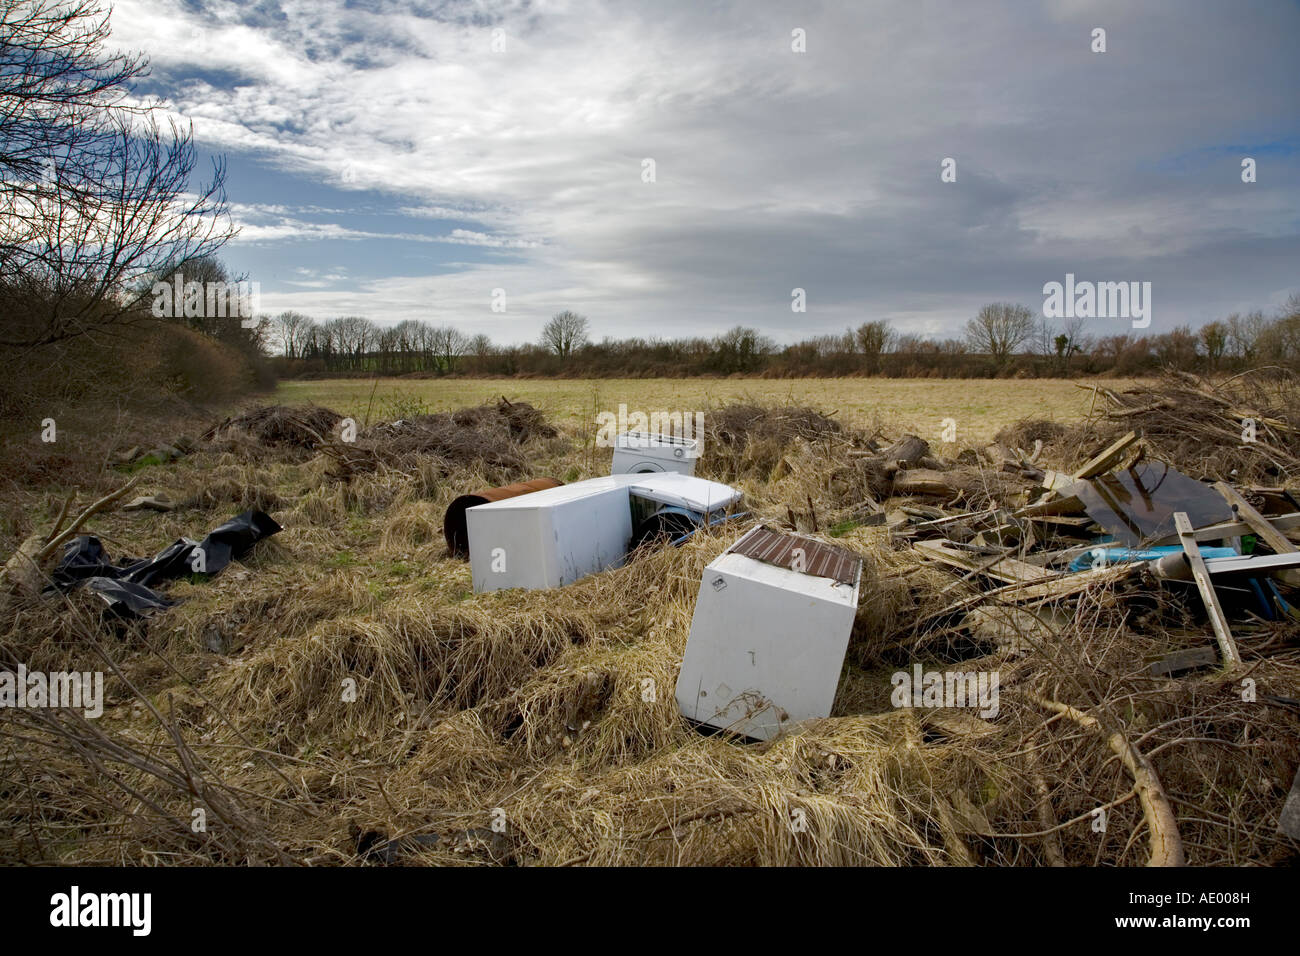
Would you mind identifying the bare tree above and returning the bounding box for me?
[964,302,1035,370]
[429,325,469,373]
[323,316,374,370]
[273,311,313,359]
[541,310,589,361]
[1200,321,1228,371]
[713,325,774,373]
[854,319,895,373]
[0,0,234,350]
[1226,311,1267,362]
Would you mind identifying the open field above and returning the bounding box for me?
[3,373,1298,867]
[276,377,1136,447]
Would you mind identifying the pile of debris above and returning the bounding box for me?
[884,422,1300,650]
[1069,371,1300,484]
[319,397,556,478]
[203,404,343,450]
[701,403,857,484]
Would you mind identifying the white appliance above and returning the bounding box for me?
[466,473,741,592]
[612,431,698,476]
[676,525,862,741]
[626,473,741,514]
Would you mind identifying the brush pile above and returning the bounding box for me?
[204,404,343,450]
[2,376,1299,867]
[1062,371,1300,483]
[318,398,558,480]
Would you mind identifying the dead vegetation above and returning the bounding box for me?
[204,404,344,451]
[1,378,1298,866]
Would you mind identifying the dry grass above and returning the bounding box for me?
[277,377,1133,448]
[1,379,1297,866]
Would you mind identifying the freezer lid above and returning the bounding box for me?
[467,475,629,510]
[627,473,742,513]
[726,524,862,585]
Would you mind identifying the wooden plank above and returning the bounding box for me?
[1209,482,1300,587]
[911,508,1000,530]
[1174,511,1240,666]
[929,562,1141,620]
[1213,482,1294,551]
[1013,495,1085,519]
[1145,646,1218,677]
[913,540,1054,584]
[1146,510,1300,547]
[1037,469,1076,492]
[1071,431,1140,480]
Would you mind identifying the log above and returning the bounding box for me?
[892,469,957,498]
[881,434,931,465]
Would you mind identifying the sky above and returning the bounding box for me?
[109,0,1300,345]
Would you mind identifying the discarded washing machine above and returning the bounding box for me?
[676,525,863,741]
[611,431,699,476]
[625,472,742,547]
[466,473,742,592]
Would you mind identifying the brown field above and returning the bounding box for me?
[276,377,1136,447]
[4,372,1296,867]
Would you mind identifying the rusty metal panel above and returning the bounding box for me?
[729,525,862,585]
[443,478,563,556]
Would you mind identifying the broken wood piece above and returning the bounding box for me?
[1036,469,1076,492]
[1105,398,1175,418]
[1014,494,1085,519]
[1145,646,1218,677]
[1213,481,1300,586]
[1173,511,1240,666]
[1071,430,1140,480]
[930,561,1141,619]
[123,494,175,513]
[914,540,1053,584]
[1280,767,1300,839]
[1147,509,1300,547]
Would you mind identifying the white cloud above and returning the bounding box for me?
[108,0,1300,339]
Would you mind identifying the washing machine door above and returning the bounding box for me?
[627,459,665,473]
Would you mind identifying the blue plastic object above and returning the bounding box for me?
[1068,544,1238,573]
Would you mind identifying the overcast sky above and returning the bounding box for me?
[111,0,1300,345]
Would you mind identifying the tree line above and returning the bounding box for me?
[267,297,1300,379]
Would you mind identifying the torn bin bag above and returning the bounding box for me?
[84,577,178,616]
[47,510,280,617]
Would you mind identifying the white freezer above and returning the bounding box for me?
[676,526,862,740]
[466,473,741,592]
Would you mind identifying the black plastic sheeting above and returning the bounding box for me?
[47,510,281,617]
